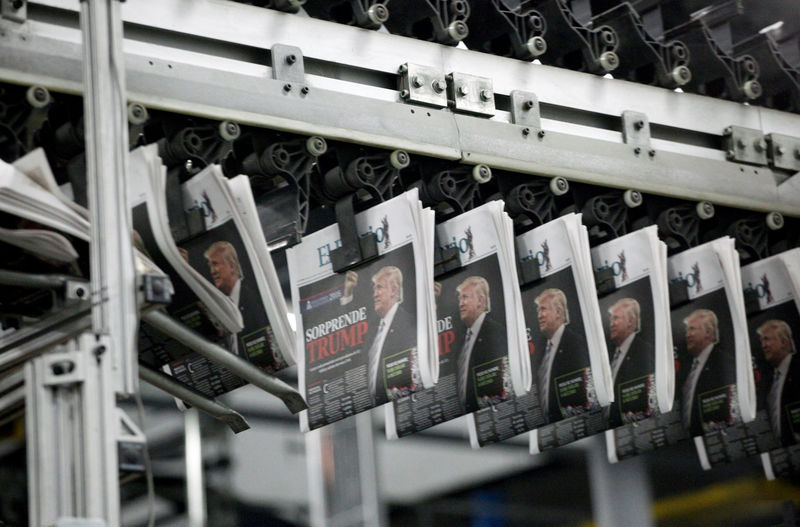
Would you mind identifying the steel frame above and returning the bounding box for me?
[0,0,798,215]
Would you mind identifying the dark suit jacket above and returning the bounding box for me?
[608,334,655,427]
[370,304,416,406]
[773,355,800,447]
[532,326,590,424]
[461,314,508,414]
[685,346,736,436]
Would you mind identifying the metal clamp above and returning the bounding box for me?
[767,133,800,172]
[398,63,447,108]
[723,125,768,166]
[622,110,651,149]
[329,194,380,273]
[271,44,305,84]
[447,72,495,117]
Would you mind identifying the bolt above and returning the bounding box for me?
[398,64,408,74]
[634,147,641,155]
[286,54,297,65]
[555,178,568,191]
[726,149,735,160]
[648,149,656,157]
[75,287,85,298]
[480,88,493,102]
[33,87,47,103]
[93,345,106,361]
[301,86,309,95]
[634,119,644,130]
[523,100,535,111]
[399,89,409,99]
[537,130,546,139]
[131,105,144,119]
[754,139,767,152]
[225,122,238,136]
[702,202,714,216]
[432,79,446,93]
[283,83,292,92]
[736,138,746,149]
[457,84,469,97]
[412,75,424,89]
[522,127,530,137]
[776,145,785,156]
[724,127,732,135]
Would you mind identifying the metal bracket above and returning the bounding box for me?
[139,273,173,305]
[117,408,147,474]
[42,348,87,387]
[271,44,305,84]
[398,63,447,108]
[447,72,495,117]
[621,110,650,148]
[767,133,800,172]
[1,0,26,23]
[723,125,768,166]
[509,90,541,129]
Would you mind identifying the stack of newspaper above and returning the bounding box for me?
[687,249,800,473]
[131,145,296,397]
[607,236,755,463]
[465,213,611,447]
[385,201,530,440]
[0,148,166,312]
[526,225,670,454]
[288,189,436,432]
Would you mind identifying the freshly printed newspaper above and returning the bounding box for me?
[387,201,529,439]
[467,213,610,447]
[533,226,669,453]
[607,237,755,463]
[695,249,800,469]
[288,190,434,432]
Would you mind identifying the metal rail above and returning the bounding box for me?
[0,0,798,214]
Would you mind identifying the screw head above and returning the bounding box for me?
[754,139,767,152]
[432,79,446,93]
[776,145,785,156]
[648,149,656,157]
[634,119,644,130]
[634,147,642,155]
[283,83,292,92]
[301,86,309,95]
[412,75,424,88]
[457,84,469,97]
[399,89,409,99]
[523,100,535,111]
[286,54,297,65]
[736,138,746,149]
[726,149,735,160]
[537,130,546,139]
[522,127,530,136]
[398,64,408,74]
[480,88,493,102]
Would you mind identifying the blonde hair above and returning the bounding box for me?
[609,297,641,333]
[204,241,242,279]
[536,288,569,324]
[372,266,403,303]
[457,276,491,313]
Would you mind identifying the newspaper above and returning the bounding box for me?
[607,237,755,463]
[288,190,436,432]
[130,146,298,397]
[528,226,670,453]
[464,213,610,447]
[693,249,800,470]
[385,201,529,439]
